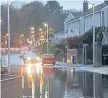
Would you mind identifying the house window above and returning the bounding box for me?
[107,7,108,27]
[102,11,104,26]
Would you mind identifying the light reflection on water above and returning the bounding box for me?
[24,67,108,98]
[33,67,83,98]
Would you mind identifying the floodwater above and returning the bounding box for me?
[23,67,108,98]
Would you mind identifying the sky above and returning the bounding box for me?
[1,0,104,10]
[58,0,104,10]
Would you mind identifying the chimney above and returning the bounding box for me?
[104,0,108,5]
[83,0,88,12]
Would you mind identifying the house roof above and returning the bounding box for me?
[67,2,108,23]
[70,11,83,17]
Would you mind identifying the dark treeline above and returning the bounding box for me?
[1,1,82,37]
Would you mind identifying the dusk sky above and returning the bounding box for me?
[1,0,104,10]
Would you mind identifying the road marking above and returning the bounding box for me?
[1,76,21,82]
[23,96,32,98]
[4,88,9,90]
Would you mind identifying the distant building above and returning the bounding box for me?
[49,31,67,44]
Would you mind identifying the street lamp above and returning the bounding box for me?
[6,33,8,36]
[39,28,42,38]
[21,34,24,37]
[92,4,95,67]
[89,4,96,98]
[39,28,42,31]
[31,27,34,30]
[20,34,24,47]
[7,1,11,75]
[92,4,96,98]
[44,23,49,54]
[7,1,18,75]
[31,27,35,46]
[89,4,95,65]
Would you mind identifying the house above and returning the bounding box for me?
[64,0,108,63]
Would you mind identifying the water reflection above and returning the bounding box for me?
[24,67,108,98]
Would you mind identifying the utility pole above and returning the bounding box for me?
[44,23,49,54]
[8,1,11,75]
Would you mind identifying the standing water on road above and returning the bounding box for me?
[23,67,83,98]
[23,67,108,98]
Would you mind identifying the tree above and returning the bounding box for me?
[45,1,64,32]
[49,39,67,61]
[45,1,62,14]
[1,1,83,47]
[83,26,108,45]
[20,1,46,35]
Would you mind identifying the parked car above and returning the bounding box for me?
[1,58,8,74]
[42,54,55,65]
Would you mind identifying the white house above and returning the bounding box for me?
[64,0,108,63]
[65,0,108,42]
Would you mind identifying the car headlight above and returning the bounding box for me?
[27,57,31,61]
[36,57,40,60]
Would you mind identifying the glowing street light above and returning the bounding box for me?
[39,28,42,31]
[31,27,35,46]
[39,28,42,37]
[31,27,34,30]
[44,23,48,27]
[6,33,8,36]
[88,3,96,98]
[5,41,7,45]
[21,34,24,37]
[41,36,44,38]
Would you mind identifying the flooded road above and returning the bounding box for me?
[23,67,83,98]
[23,66,108,98]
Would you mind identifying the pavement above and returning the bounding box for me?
[56,62,108,75]
[1,75,23,98]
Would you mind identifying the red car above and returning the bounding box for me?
[42,54,55,65]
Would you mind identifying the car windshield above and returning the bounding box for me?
[26,52,37,58]
[43,54,54,57]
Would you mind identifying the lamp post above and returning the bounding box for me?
[92,4,96,98]
[7,1,11,75]
[20,34,24,47]
[89,4,96,98]
[88,4,95,66]
[39,28,42,37]
[39,28,43,44]
[92,4,95,67]
[66,29,68,63]
[44,23,49,54]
